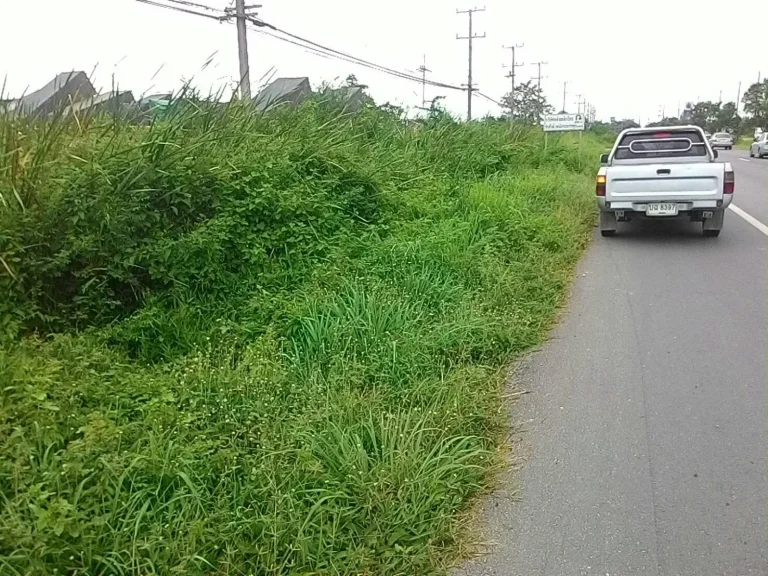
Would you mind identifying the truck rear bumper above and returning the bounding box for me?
[597,197,732,211]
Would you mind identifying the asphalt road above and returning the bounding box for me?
[457,150,768,576]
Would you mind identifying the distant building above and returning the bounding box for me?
[253,77,312,112]
[64,91,135,116]
[11,71,96,117]
[138,93,173,112]
[321,85,371,113]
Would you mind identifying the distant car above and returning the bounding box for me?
[710,132,733,150]
[749,132,768,158]
[704,132,712,140]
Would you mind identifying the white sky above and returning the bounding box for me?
[1,0,765,122]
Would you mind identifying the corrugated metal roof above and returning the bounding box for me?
[64,91,135,115]
[324,86,369,112]
[253,77,312,111]
[16,72,96,116]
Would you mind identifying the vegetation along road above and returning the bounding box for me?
[0,102,601,575]
[2,99,766,575]
[458,148,768,575]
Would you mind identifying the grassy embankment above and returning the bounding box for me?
[0,100,601,575]
[735,135,754,150]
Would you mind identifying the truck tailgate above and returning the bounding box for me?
[606,163,724,202]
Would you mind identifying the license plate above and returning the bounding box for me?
[646,203,678,216]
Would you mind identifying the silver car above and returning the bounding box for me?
[749,132,768,158]
[709,132,734,149]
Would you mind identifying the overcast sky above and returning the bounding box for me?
[1,0,765,123]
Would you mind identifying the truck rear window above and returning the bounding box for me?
[614,130,708,159]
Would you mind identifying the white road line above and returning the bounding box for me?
[729,204,768,237]
[739,158,751,162]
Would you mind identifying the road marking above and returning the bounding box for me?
[739,158,751,162]
[729,204,768,237]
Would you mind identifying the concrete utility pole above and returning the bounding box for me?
[502,43,523,118]
[531,61,548,122]
[736,81,742,113]
[222,2,262,99]
[235,0,252,99]
[137,0,261,101]
[562,81,568,112]
[457,7,486,121]
[417,55,431,108]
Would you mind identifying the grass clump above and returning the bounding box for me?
[0,100,598,575]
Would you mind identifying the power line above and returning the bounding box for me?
[135,0,468,100]
[135,0,224,20]
[250,25,462,89]
[160,0,223,12]
[247,16,465,91]
[137,0,259,99]
[475,90,503,107]
[456,7,485,121]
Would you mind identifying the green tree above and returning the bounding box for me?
[690,101,720,132]
[647,117,682,128]
[715,101,740,133]
[589,119,639,135]
[742,80,768,126]
[500,80,553,124]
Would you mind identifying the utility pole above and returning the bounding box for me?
[502,43,523,118]
[562,81,568,112]
[137,0,261,101]
[736,81,742,113]
[235,0,251,99]
[718,89,722,104]
[531,61,548,122]
[222,2,262,100]
[576,93,583,114]
[417,55,432,108]
[457,7,486,121]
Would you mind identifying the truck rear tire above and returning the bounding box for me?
[702,210,724,237]
[600,211,617,237]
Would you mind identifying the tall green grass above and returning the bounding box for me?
[0,99,598,575]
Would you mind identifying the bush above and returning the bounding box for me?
[0,100,597,575]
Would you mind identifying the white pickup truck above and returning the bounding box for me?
[596,126,734,237]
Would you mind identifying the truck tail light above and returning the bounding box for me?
[596,174,606,197]
[724,170,734,194]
